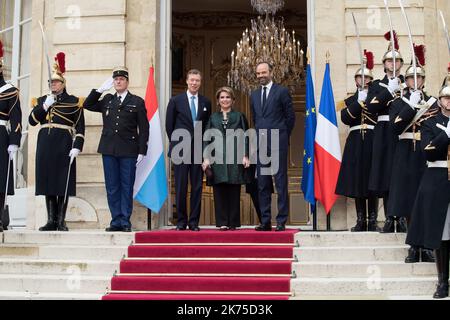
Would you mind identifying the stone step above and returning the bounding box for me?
[0,291,103,300]
[2,230,135,246]
[0,274,111,294]
[295,232,406,247]
[294,246,409,262]
[291,277,438,297]
[0,258,119,276]
[293,261,436,278]
[0,245,129,261]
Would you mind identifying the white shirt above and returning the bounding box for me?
[261,81,273,105]
[117,90,128,103]
[187,90,199,115]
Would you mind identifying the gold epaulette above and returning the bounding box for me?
[31,97,38,108]
[336,100,346,112]
[78,97,85,108]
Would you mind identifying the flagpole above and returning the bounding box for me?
[327,212,331,231]
[312,205,317,231]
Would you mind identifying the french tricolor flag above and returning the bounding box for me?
[133,67,168,213]
[314,63,341,214]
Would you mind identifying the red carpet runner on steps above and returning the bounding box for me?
[102,229,299,300]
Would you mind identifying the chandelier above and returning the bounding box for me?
[251,0,285,15]
[228,14,304,95]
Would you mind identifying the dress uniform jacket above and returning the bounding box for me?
[388,91,439,218]
[366,75,405,196]
[29,90,84,196]
[83,90,149,158]
[0,80,21,195]
[336,91,377,198]
[406,112,450,249]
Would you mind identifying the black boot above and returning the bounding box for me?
[405,246,420,263]
[381,217,395,233]
[351,198,367,232]
[39,196,58,231]
[56,196,69,232]
[367,197,380,232]
[396,217,408,233]
[421,248,436,263]
[433,241,449,299]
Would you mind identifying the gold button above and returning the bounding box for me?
[115,130,118,133]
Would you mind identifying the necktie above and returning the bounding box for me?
[262,86,267,112]
[190,96,197,126]
[118,95,122,105]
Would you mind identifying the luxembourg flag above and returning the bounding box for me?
[314,62,341,214]
[133,67,168,213]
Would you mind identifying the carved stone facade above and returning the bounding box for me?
[23,0,450,231]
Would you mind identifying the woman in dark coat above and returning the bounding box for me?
[388,58,438,263]
[202,87,251,230]
[336,52,379,232]
[0,43,22,232]
[29,53,85,232]
[406,79,450,299]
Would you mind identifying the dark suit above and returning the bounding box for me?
[166,92,211,228]
[250,83,295,226]
[83,89,149,229]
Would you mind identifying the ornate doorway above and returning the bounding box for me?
[169,0,310,226]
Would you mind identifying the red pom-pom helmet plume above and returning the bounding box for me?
[0,40,4,59]
[384,30,399,50]
[413,44,426,66]
[55,52,66,74]
[364,50,374,70]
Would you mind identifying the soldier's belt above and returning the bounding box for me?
[0,120,7,127]
[399,132,421,141]
[349,124,375,132]
[41,123,75,135]
[427,161,448,168]
[378,115,390,122]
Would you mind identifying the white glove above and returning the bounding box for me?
[388,77,400,94]
[357,89,368,103]
[136,154,144,165]
[69,148,80,162]
[408,91,422,109]
[7,145,18,160]
[43,94,55,111]
[97,77,114,94]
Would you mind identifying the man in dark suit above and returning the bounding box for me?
[166,69,212,231]
[83,67,149,232]
[250,62,295,232]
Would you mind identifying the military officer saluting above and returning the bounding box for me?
[406,73,450,299]
[367,31,405,233]
[83,67,149,232]
[0,40,22,232]
[29,53,85,232]
[388,45,438,262]
[336,50,380,232]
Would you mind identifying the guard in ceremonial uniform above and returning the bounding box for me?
[83,67,149,232]
[388,46,438,262]
[366,31,405,233]
[0,40,22,232]
[29,53,85,232]
[336,50,380,232]
[406,76,450,299]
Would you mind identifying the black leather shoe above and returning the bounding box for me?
[189,226,200,232]
[105,226,123,232]
[176,226,187,231]
[421,248,436,263]
[380,217,395,233]
[122,227,132,233]
[396,217,408,233]
[405,246,420,263]
[433,283,449,299]
[275,225,286,232]
[255,224,272,231]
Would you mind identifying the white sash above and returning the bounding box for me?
[0,83,14,94]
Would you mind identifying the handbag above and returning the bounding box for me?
[205,166,214,186]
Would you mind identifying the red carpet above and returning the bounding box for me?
[103,229,298,300]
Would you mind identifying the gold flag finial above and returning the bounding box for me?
[326,50,331,63]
